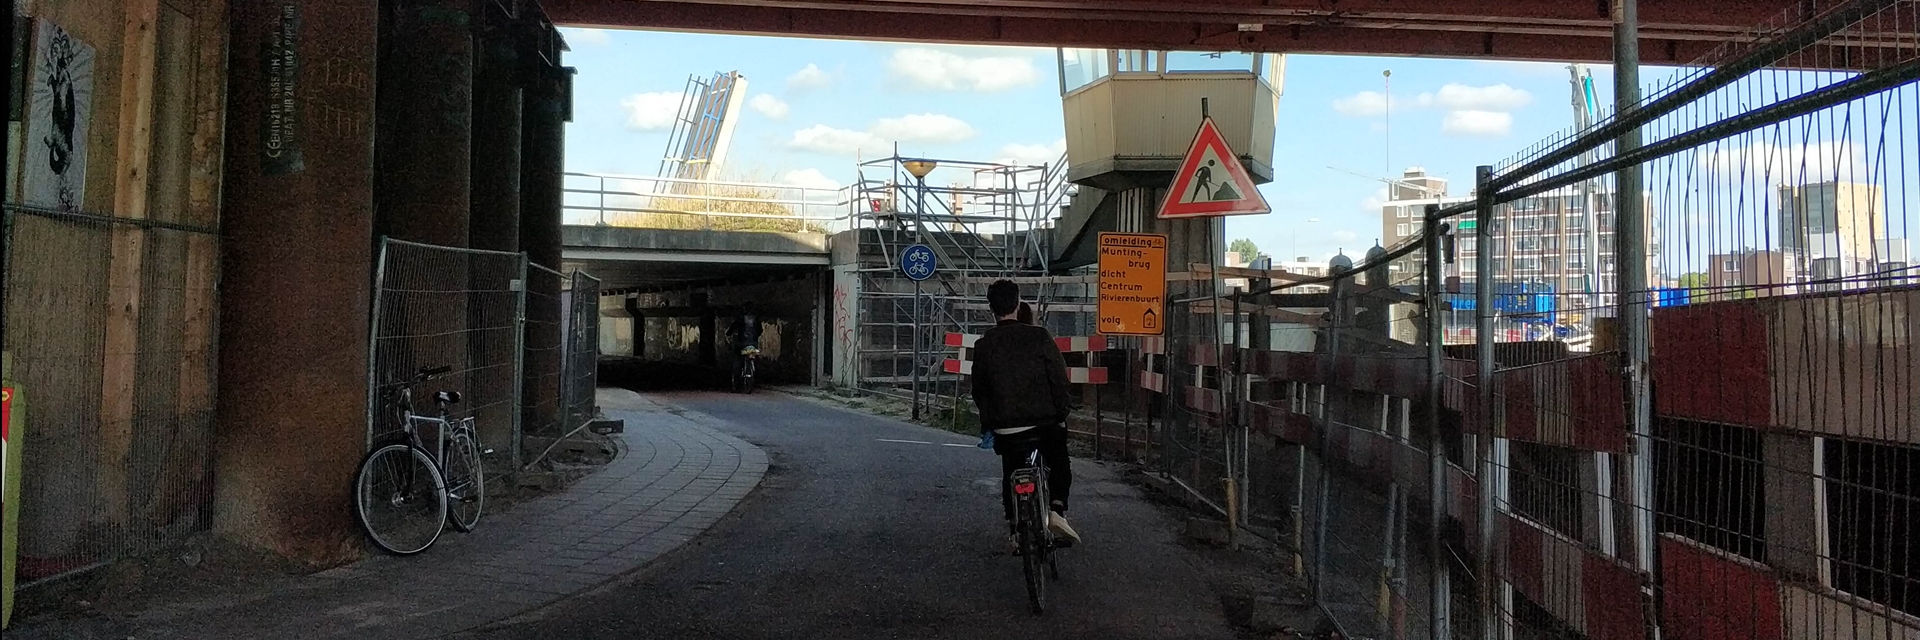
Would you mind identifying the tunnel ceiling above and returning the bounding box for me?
[538,0,1891,66]
[563,257,818,294]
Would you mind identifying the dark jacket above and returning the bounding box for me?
[969,319,1071,432]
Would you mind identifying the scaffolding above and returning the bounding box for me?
[845,152,1070,395]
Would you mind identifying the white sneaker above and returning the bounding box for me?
[1048,511,1082,546]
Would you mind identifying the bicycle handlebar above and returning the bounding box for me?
[382,365,454,391]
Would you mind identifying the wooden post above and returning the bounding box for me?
[101,0,162,525]
[161,0,228,529]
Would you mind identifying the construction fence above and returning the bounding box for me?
[2,203,221,587]
[365,237,604,483]
[936,1,1917,638]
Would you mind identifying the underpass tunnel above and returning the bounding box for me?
[573,259,826,391]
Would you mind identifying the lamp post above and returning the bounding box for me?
[903,159,938,420]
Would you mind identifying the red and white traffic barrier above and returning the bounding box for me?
[943,332,1106,354]
[944,332,1109,384]
[1138,336,1167,392]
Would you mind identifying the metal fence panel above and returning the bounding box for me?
[522,263,566,440]
[562,270,601,432]
[367,238,525,482]
[2,205,219,586]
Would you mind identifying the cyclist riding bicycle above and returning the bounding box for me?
[971,281,1082,552]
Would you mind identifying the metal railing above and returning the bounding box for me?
[562,171,855,232]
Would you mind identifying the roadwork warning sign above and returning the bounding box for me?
[1159,116,1271,219]
[1097,233,1167,336]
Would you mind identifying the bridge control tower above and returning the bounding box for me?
[1050,50,1284,270]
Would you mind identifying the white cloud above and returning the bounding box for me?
[870,114,977,143]
[1360,187,1390,211]
[1332,230,1360,244]
[886,48,1040,92]
[1699,140,1867,185]
[781,168,842,191]
[620,92,684,131]
[1333,91,1393,117]
[561,27,610,46]
[748,94,789,120]
[997,138,1068,167]
[789,126,884,156]
[787,64,833,91]
[787,114,977,155]
[1442,110,1514,137]
[1420,83,1533,111]
[1336,83,1531,118]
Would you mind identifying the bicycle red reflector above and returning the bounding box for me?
[1014,482,1036,495]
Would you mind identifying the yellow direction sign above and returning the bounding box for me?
[1097,233,1167,336]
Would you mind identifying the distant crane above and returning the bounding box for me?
[1324,165,1445,199]
[1569,63,1604,323]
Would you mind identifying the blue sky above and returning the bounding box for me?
[561,28,1916,266]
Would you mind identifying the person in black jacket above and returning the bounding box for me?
[971,280,1081,549]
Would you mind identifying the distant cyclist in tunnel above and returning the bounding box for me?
[971,280,1081,551]
[727,306,762,392]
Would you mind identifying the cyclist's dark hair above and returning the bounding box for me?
[987,280,1021,317]
[1017,301,1034,324]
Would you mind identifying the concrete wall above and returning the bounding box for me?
[1063,74,1278,186]
[564,225,829,257]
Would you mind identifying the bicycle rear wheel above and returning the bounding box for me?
[1020,511,1048,613]
[444,429,486,532]
[354,443,448,555]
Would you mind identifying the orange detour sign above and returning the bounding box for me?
[1097,233,1168,336]
[1158,116,1271,219]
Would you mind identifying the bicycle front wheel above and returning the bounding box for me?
[354,443,448,555]
[445,430,486,532]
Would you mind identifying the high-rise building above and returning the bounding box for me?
[1777,181,1889,289]
[1378,167,1659,332]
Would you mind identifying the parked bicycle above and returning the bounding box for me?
[353,365,488,555]
[1007,443,1065,613]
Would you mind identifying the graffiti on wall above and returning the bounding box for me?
[832,274,856,385]
[22,19,94,211]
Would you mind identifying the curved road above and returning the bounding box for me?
[457,390,1242,640]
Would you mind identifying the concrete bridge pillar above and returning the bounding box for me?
[214,0,380,563]
[519,48,569,439]
[375,0,474,246]
[469,6,522,253]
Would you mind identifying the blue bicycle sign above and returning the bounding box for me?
[901,243,937,281]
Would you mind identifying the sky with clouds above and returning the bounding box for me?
[555,28,1914,266]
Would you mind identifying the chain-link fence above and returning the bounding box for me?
[2,204,220,587]
[561,270,602,433]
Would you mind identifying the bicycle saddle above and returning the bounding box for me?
[435,390,462,404]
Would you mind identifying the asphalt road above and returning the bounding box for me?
[454,390,1244,640]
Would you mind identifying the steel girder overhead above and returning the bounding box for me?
[541,0,1915,66]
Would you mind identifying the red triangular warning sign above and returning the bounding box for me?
[1158,117,1271,219]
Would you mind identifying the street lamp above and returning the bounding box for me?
[902,159,937,420]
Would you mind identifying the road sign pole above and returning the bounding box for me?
[912,278,922,421]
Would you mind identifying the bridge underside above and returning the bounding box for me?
[564,251,824,294]
[561,225,829,294]
[542,0,1899,65]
